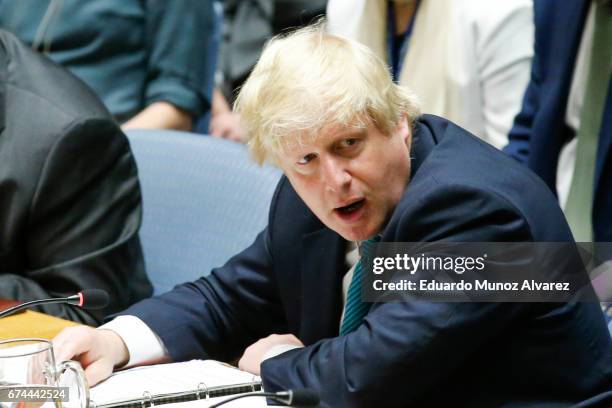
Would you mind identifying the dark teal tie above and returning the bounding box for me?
[340,236,381,335]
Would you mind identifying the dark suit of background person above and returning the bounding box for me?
[503,0,611,243]
[0,30,152,325]
[219,0,327,99]
[120,115,612,407]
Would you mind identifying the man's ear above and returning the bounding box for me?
[397,114,411,147]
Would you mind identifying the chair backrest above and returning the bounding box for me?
[126,130,282,295]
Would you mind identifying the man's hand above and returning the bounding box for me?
[53,326,130,386]
[238,334,304,375]
[209,111,247,142]
[208,88,247,143]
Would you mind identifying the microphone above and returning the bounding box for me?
[208,389,319,408]
[0,289,110,318]
[71,289,109,309]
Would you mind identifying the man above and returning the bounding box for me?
[503,0,612,320]
[503,0,611,243]
[0,30,152,324]
[54,25,611,406]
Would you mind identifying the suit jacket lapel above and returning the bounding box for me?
[299,227,346,345]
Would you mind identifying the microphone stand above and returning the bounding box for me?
[0,294,81,318]
[208,390,319,408]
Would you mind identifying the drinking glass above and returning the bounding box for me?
[0,338,88,408]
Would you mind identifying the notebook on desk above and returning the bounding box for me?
[89,360,262,408]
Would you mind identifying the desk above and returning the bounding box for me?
[0,310,78,340]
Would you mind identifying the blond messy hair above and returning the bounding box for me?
[234,21,421,165]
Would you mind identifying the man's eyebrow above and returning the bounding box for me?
[333,128,366,139]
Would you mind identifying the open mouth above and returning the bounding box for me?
[335,199,365,216]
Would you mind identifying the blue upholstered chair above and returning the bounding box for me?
[126,130,282,295]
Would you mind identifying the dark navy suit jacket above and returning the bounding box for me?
[503,0,612,242]
[123,115,612,407]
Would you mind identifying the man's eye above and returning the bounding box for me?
[339,138,360,149]
[297,153,317,165]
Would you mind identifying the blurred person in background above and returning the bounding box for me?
[327,0,534,149]
[505,0,611,245]
[0,0,215,131]
[209,0,326,142]
[503,0,612,327]
[0,30,152,325]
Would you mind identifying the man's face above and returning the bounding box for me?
[278,117,412,241]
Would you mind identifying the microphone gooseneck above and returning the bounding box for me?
[0,289,110,318]
[208,389,320,408]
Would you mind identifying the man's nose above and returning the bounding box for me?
[321,157,351,192]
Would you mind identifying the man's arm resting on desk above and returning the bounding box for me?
[53,315,169,386]
[101,316,301,372]
[100,316,170,368]
[53,315,301,386]
[53,324,131,386]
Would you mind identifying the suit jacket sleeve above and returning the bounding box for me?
[143,0,213,116]
[0,118,149,325]
[260,184,533,407]
[121,229,287,362]
[502,5,543,163]
[119,174,290,362]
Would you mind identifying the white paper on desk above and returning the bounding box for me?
[89,360,260,406]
